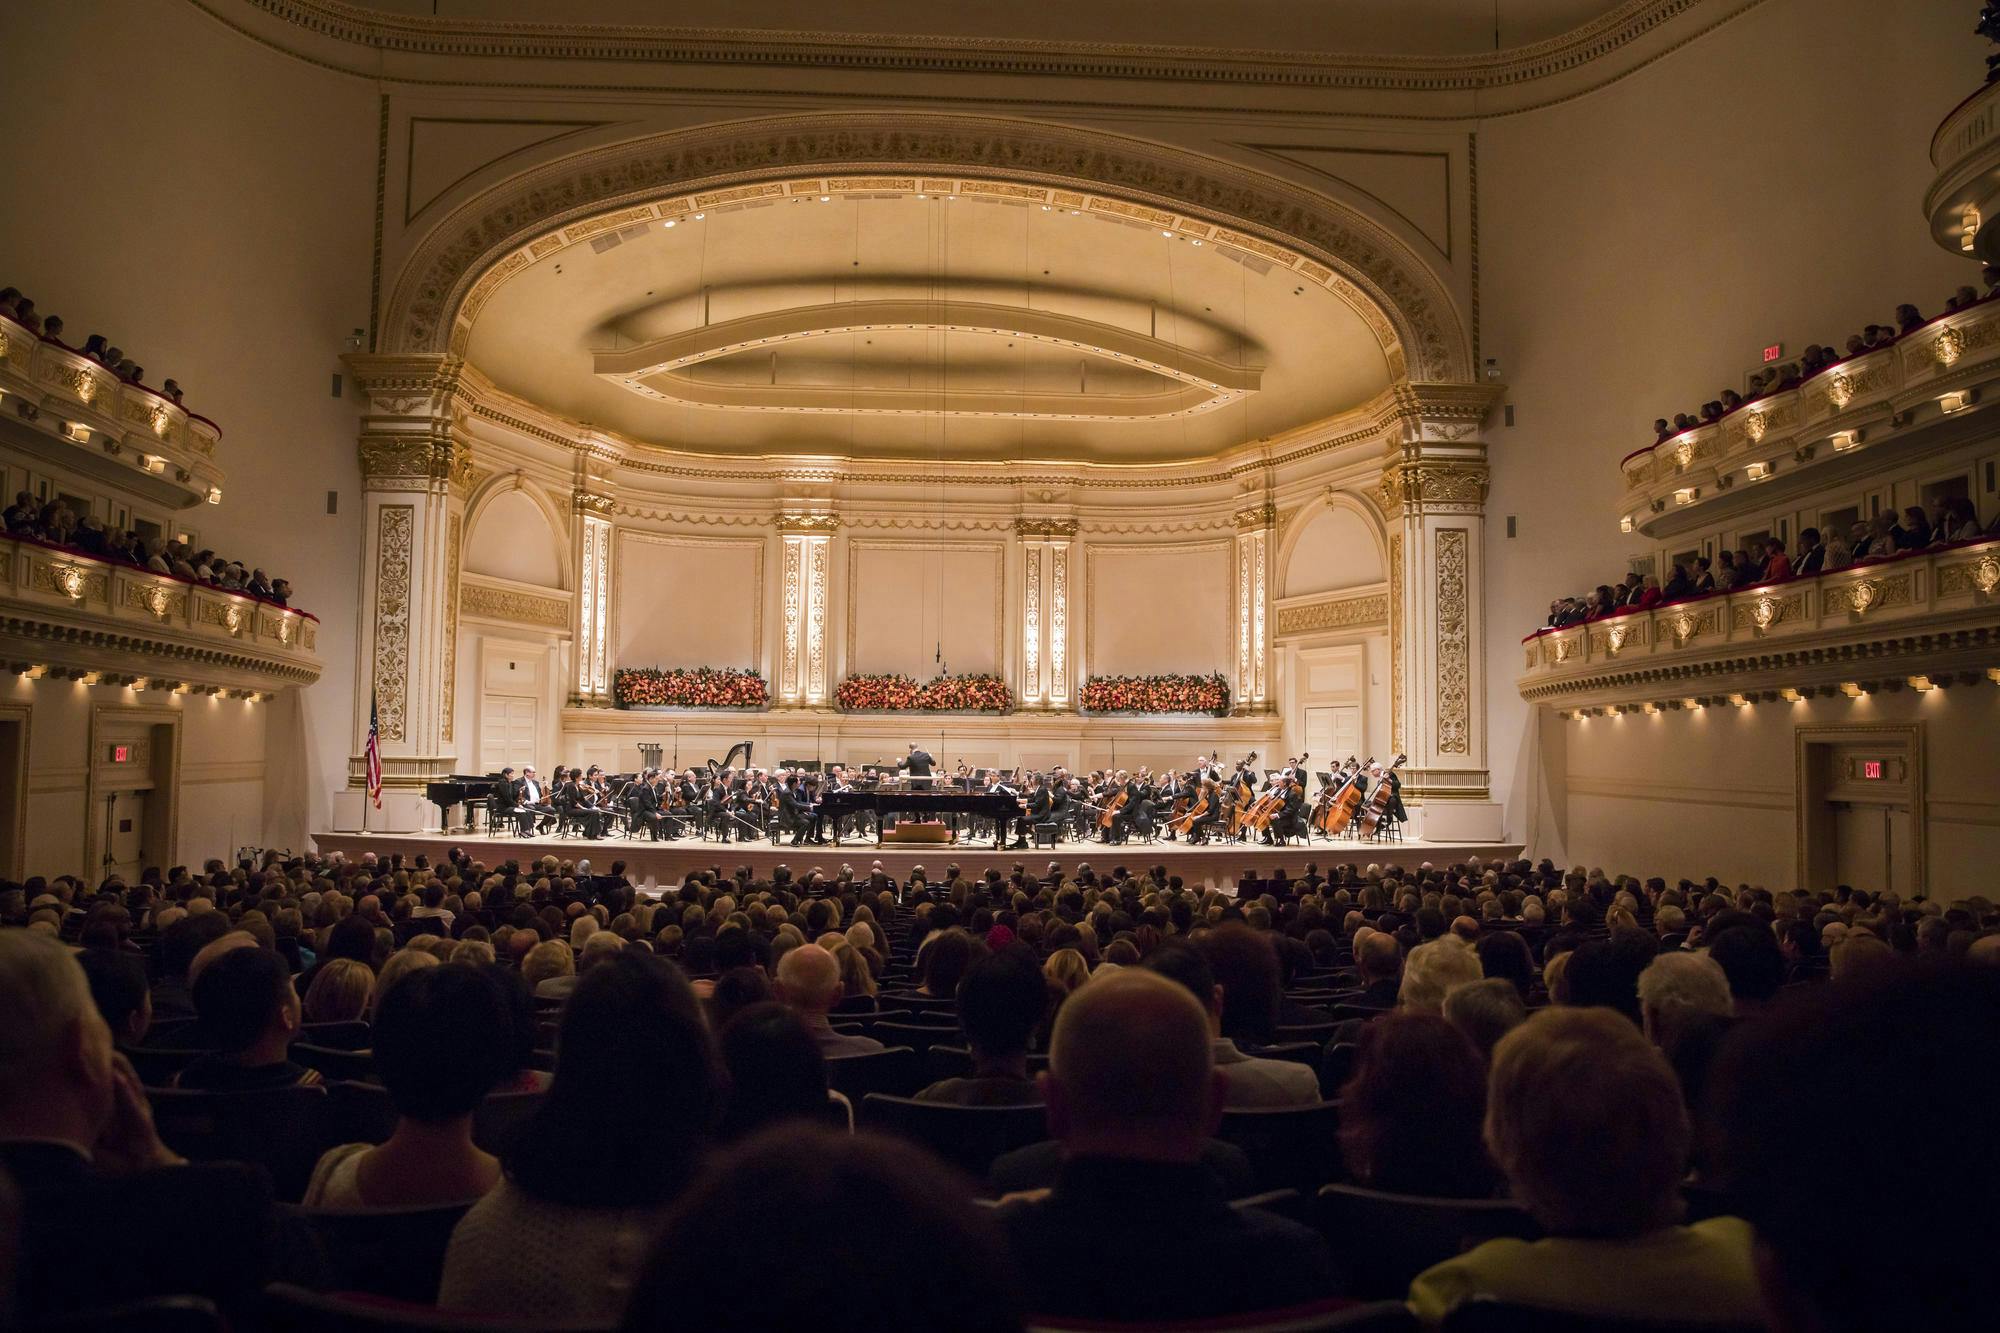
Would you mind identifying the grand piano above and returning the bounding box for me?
[425,774,502,833]
[817,785,1023,848]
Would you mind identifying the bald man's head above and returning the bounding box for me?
[1358,929,1401,981]
[1045,969,1220,1158]
[777,942,842,1014]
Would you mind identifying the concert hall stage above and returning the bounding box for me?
[312,829,1526,892]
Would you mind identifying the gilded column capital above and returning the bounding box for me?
[775,511,842,534]
[343,353,468,415]
[1377,457,1491,516]
[1232,502,1278,531]
[573,489,616,516]
[358,427,476,494]
[1014,516,1078,538]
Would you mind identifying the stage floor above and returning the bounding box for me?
[313,827,1525,891]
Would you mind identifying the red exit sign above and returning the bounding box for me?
[1762,343,1785,363]
[1862,759,1883,779]
[111,744,130,763]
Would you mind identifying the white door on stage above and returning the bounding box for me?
[479,696,538,774]
[1303,705,1360,767]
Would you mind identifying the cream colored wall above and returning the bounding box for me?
[1556,687,2000,897]
[0,0,373,854]
[1479,0,1979,864]
[1085,542,1234,677]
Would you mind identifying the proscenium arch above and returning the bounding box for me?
[1277,488,1391,597]
[462,473,574,591]
[384,112,1471,384]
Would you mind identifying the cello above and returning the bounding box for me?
[1318,757,1370,837]
[1356,754,1408,839]
[1222,753,1259,840]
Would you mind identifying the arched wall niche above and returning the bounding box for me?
[1280,490,1388,598]
[383,111,1471,386]
[464,481,569,589]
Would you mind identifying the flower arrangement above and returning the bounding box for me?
[835,671,1013,713]
[1079,672,1231,716]
[613,666,770,709]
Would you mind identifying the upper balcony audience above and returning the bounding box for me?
[3,492,296,608]
[1649,268,2000,444]
[1,283,188,402]
[1,846,1996,1328]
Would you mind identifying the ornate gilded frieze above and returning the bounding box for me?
[1014,517,1079,538]
[1434,529,1470,754]
[1823,573,1914,617]
[461,582,569,627]
[441,513,461,742]
[1729,592,1805,633]
[372,505,415,741]
[1378,459,1490,516]
[776,512,842,534]
[1274,592,1389,635]
[1937,552,2000,596]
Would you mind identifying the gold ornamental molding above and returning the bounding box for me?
[1275,591,1389,636]
[1233,502,1278,530]
[381,114,1468,382]
[227,0,1752,101]
[461,579,570,630]
[775,512,843,534]
[572,489,616,515]
[1377,459,1491,516]
[1014,517,1080,538]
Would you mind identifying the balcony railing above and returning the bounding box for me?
[1,533,318,692]
[0,315,224,510]
[1617,296,2000,536]
[1519,538,2000,707]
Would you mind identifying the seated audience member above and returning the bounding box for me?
[1714,962,1999,1333]
[519,939,573,997]
[1761,535,1792,581]
[1634,951,1732,1049]
[0,931,287,1322]
[622,1126,1024,1333]
[1561,930,1657,1024]
[917,947,1048,1105]
[1689,556,1716,593]
[1398,937,1484,1014]
[441,953,717,1323]
[1352,929,1404,1006]
[913,926,982,998]
[1705,923,1785,1009]
[151,910,231,1025]
[176,941,319,1090]
[305,963,529,1208]
[1794,526,1826,575]
[716,1002,838,1137]
[1146,941,1319,1107]
[1473,930,1535,1000]
[1408,1008,1760,1326]
[1441,976,1526,1060]
[705,965,773,1032]
[540,929,622,1001]
[997,969,1340,1321]
[1661,562,1692,600]
[1932,495,1982,543]
[776,943,883,1056]
[78,948,152,1047]
[1339,1012,1497,1198]
[300,956,373,1026]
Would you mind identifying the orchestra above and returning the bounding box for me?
[444,746,1408,848]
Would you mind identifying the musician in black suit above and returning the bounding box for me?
[1023,776,1053,847]
[900,743,937,789]
[1375,763,1407,824]
[987,772,1030,849]
[1187,777,1224,844]
[777,774,809,846]
[1270,775,1308,844]
[627,771,664,840]
[512,766,555,836]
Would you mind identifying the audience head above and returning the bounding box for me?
[1195,922,1282,1044]
[1341,1011,1496,1198]
[621,1126,1023,1333]
[955,947,1047,1062]
[1635,951,1732,1045]
[1441,976,1526,1059]
[1486,1007,1688,1237]
[191,943,298,1055]
[372,963,528,1124]
[0,931,121,1140]
[1715,962,2000,1332]
[1706,923,1785,1004]
[716,1002,831,1139]
[78,948,151,1045]
[1045,968,1221,1159]
[775,942,843,1016]
[301,957,374,1024]
[1398,938,1482,1013]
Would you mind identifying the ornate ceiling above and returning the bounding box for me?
[465,183,1391,465]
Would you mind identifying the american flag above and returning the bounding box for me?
[365,690,383,809]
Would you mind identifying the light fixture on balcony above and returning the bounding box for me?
[1726,692,1751,707]
[1682,697,1703,710]
[1778,687,1804,703]
[1830,429,1861,452]
[20,664,47,679]
[75,671,102,685]
[1619,516,1634,533]
[1673,487,1696,506]
[206,487,221,504]
[1839,681,1870,698]
[1939,389,1975,414]
[1745,462,1770,482]
[172,682,193,695]
[1962,206,1981,253]
[62,421,90,443]
[1908,674,1937,692]
[1641,702,1659,714]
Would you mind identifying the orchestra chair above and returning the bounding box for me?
[1439,1301,1762,1333]
[319,1081,547,1156]
[125,1039,217,1088]
[823,1046,925,1102]
[148,1084,330,1203]
[869,1021,964,1057]
[1246,1040,1323,1067]
[1028,1298,1416,1333]
[260,1285,614,1333]
[1318,1041,1360,1100]
[290,1042,377,1084]
[858,1094,1050,1178]
[1215,1101,1346,1195]
[297,1020,372,1052]
[36,1296,227,1333]
[1313,1184,1540,1301]
[279,1202,475,1304]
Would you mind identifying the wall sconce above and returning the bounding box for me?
[1962,206,1981,253]
[206,487,222,504]
[172,682,193,695]
[1939,390,1975,414]
[1830,429,1861,452]
[1681,697,1703,710]
[1907,675,1937,692]
[1619,516,1633,533]
[1838,682,1871,698]
[1745,462,1769,482]
[1726,692,1751,707]
[20,664,48,679]
[1673,487,1696,506]
[75,671,102,685]
[1641,702,1659,714]
[1778,687,1804,703]
[61,421,90,443]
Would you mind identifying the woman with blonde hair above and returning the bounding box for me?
[370,948,441,1017]
[1042,948,1091,997]
[835,941,878,1003]
[303,957,375,1025]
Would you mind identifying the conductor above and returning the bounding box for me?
[899,742,937,791]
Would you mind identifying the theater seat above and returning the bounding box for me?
[291,1043,376,1083]
[1314,1184,1540,1300]
[297,1020,372,1051]
[37,1295,227,1333]
[859,1094,1049,1177]
[260,1284,614,1332]
[823,1045,925,1100]
[148,1084,330,1202]
[1438,1299,1763,1333]
[868,1021,962,1056]
[1216,1101,1346,1194]
[282,1202,474,1303]
[926,1043,1050,1083]
[1028,1297,1417,1332]
[472,1089,548,1154]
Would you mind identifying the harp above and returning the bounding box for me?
[707,740,753,775]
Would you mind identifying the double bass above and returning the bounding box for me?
[1312,757,1365,836]
[1356,754,1408,838]
[1222,752,1260,839]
